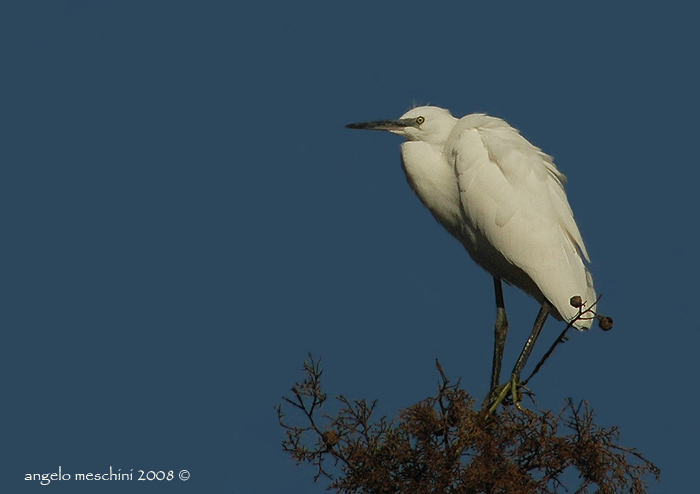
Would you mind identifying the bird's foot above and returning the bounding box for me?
[486,374,533,416]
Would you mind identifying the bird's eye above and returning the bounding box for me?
[416,116,425,125]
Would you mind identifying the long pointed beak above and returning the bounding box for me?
[346,118,415,131]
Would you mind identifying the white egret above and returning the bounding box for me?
[347,106,597,404]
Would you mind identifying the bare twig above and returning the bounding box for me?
[278,356,658,494]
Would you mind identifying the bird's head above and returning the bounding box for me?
[346,106,458,146]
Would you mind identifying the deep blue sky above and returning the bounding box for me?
[3,2,697,493]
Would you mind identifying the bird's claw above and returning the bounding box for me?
[486,374,532,416]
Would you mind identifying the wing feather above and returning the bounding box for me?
[449,116,595,328]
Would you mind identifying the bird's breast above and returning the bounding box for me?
[400,141,463,238]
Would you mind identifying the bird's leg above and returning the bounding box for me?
[486,301,550,414]
[511,301,551,381]
[489,277,509,402]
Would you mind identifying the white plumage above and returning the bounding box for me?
[348,106,595,329]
